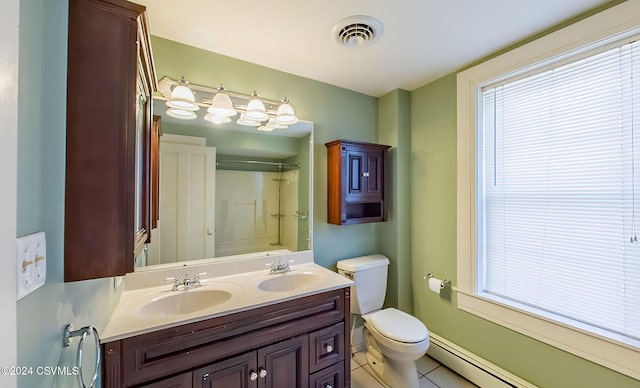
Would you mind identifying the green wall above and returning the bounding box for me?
[16,1,122,387]
[408,45,639,388]
[151,37,383,269]
[377,90,412,312]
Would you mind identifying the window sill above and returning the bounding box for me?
[456,289,640,380]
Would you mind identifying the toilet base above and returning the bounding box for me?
[364,329,420,388]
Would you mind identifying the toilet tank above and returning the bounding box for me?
[337,254,390,315]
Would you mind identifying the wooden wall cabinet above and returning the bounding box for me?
[102,288,351,388]
[326,139,391,225]
[64,0,157,281]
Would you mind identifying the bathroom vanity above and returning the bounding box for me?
[100,255,352,388]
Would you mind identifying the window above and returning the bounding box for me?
[457,1,640,380]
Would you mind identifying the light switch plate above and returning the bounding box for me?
[16,232,46,300]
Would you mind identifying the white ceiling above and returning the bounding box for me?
[135,0,609,97]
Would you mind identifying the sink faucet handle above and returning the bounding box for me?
[165,276,181,291]
[193,272,207,287]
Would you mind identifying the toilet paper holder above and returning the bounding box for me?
[424,273,451,289]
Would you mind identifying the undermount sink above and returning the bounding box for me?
[257,272,323,292]
[137,289,232,318]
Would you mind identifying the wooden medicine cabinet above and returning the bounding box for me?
[64,0,157,281]
[325,139,391,225]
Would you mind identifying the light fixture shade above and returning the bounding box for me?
[236,113,261,127]
[245,96,268,121]
[166,84,199,111]
[257,125,276,132]
[207,91,237,117]
[204,113,231,124]
[266,118,288,129]
[275,100,298,125]
[166,108,197,120]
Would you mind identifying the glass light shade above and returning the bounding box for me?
[275,102,298,125]
[236,113,261,127]
[204,113,231,124]
[207,92,237,117]
[166,108,197,120]
[166,84,199,111]
[265,118,288,129]
[245,98,268,121]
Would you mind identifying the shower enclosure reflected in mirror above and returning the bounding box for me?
[136,98,313,270]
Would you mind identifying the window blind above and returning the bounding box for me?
[479,39,640,341]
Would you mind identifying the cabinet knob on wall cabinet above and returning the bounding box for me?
[206,228,214,235]
[325,385,333,388]
[250,371,258,381]
[259,368,268,378]
[362,171,370,177]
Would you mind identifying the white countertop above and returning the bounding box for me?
[101,261,353,343]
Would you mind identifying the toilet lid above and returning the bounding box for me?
[367,308,428,344]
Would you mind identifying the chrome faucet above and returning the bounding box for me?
[267,260,294,274]
[166,271,207,291]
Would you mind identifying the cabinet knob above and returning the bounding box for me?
[324,344,333,353]
[250,371,258,381]
[206,228,214,235]
[259,368,268,378]
[362,171,370,177]
[325,384,333,388]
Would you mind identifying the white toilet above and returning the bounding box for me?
[337,254,429,388]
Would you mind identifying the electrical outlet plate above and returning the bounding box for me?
[16,232,46,300]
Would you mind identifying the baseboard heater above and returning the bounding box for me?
[427,332,537,388]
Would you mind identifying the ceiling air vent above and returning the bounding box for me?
[332,15,383,48]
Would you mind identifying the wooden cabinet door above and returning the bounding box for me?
[363,149,384,201]
[258,336,309,388]
[344,148,384,202]
[344,149,366,202]
[193,351,258,388]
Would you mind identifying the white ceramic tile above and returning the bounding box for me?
[352,350,368,368]
[426,366,477,388]
[419,376,440,388]
[351,366,385,388]
[416,355,440,375]
[361,364,391,388]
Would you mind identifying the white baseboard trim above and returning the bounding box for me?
[427,332,537,388]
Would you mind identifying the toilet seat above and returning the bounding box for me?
[366,308,428,344]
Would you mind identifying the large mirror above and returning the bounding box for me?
[135,85,313,270]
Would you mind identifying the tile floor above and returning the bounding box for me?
[350,351,478,388]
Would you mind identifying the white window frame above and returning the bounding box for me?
[456,1,640,380]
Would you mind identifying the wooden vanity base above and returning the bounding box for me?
[102,288,351,388]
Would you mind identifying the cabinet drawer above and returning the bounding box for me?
[309,361,345,388]
[139,372,192,388]
[309,322,345,373]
